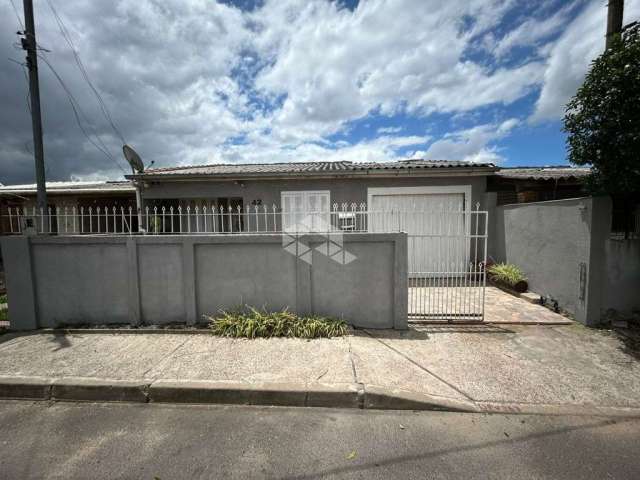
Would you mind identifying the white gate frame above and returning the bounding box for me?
[405,207,488,322]
[367,186,487,322]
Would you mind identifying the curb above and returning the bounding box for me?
[149,380,362,409]
[2,376,640,417]
[51,377,149,403]
[0,376,54,399]
[363,385,479,412]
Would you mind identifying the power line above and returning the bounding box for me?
[7,0,24,30]
[7,58,31,114]
[19,63,31,114]
[9,0,128,176]
[46,0,127,145]
[37,53,128,175]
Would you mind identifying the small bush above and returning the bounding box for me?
[205,307,348,339]
[0,294,6,304]
[488,263,527,287]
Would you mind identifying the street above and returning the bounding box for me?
[1,400,638,479]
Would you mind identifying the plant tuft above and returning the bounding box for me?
[204,307,348,339]
[487,263,527,287]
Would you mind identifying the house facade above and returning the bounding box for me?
[130,159,496,215]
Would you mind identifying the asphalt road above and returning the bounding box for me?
[1,400,639,479]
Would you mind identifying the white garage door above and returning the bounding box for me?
[369,190,468,276]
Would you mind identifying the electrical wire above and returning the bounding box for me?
[7,58,31,114]
[7,0,24,30]
[6,0,127,176]
[46,0,127,145]
[37,53,128,175]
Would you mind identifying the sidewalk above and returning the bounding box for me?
[0,324,639,415]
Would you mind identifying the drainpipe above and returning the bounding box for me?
[134,180,145,233]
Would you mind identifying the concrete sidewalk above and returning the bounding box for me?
[0,324,639,415]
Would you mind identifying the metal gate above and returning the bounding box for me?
[404,206,488,322]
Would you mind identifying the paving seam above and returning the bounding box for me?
[345,336,365,408]
[141,336,194,380]
[362,329,475,403]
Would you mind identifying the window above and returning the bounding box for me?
[281,191,330,232]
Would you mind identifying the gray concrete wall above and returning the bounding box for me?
[493,196,612,326]
[603,239,640,318]
[0,233,407,330]
[141,175,488,210]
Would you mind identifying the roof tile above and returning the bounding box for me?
[140,159,494,177]
[496,167,590,180]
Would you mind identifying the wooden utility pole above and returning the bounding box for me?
[21,0,47,211]
[606,0,624,49]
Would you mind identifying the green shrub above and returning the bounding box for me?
[0,294,6,304]
[488,263,527,287]
[205,307,348,339]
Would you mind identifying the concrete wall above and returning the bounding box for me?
[1,233,407,330]
[603,239,640,318]
[141,175,488,211]
[493,196,614,325]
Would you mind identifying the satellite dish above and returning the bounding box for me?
[123,144,144,173]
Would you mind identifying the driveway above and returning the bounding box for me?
[409,286,572,325]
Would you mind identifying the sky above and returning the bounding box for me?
[1,0,639,185]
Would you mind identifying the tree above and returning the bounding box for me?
[563,22,640,200]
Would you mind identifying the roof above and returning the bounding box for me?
[496,166,591,181]
[0,181,135,196]
[128,159,496,179]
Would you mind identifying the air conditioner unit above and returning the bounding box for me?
[19,216,38,236]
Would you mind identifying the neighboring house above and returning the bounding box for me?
[488,166,590,205]
[0,181,135,234]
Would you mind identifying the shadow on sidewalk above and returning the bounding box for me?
[49,332,73,351]
[356,323,513,340]
[613,327,640,361]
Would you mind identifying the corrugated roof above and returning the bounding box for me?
[132,159,495,178]
[0,181,134,195]
[496,166,591,180]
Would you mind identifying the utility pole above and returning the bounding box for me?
[21,0,47,211]
[606,0,624,49]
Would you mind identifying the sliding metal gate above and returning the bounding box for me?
[404,206,488,322]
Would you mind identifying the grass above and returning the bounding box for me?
[487,263,527,287]
[205,307,348,339]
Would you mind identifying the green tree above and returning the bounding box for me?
[563,22,640,213]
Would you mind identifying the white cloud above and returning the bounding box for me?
[203,133,431,167]
[491,2,577,59]
[377,126,403,134]
[424,118,520,164]
[2,0,630,183]
[532,0,640,122]
[252,0,544,140]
